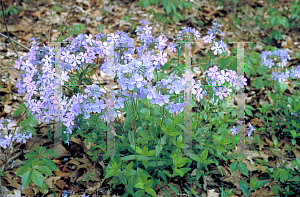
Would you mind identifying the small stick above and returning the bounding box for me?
[57,1,76,42]
[1,0,19,59]
[0,33,30,51]
[48,9,54,43]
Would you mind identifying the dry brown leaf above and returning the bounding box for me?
[55,179,67,189]
[244,150,269,160]
[7,69,21,80]
[292,148,300,160]
[45,176,61,189]
[31,11,42,17]
[54,168,72,178]
[264,136,273,147]
[207,189,219,197]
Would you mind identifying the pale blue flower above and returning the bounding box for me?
[211,41,223,55]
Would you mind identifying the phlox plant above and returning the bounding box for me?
[0,105,34,177]
[258,48,300,140]
[236,48,300,196]
[10,20,259,196]
[0,105,60,194]
[13,20,249,144]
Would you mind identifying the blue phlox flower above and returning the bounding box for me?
[231,126,237,135]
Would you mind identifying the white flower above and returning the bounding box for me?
[217,70,230,84]
[211,41,223,55]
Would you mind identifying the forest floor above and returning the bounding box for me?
[0,0,300,196]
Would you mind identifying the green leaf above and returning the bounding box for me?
[134,183,144,189]
[143,0,150,8]
[189,155,201,162]
[252,180,269,190]
[230,161,238,173]
[157,171,167,185]
[280,169,288,183]
[13,108,25,117]
[251,76,267,89]
[111,156,122,169]
[31,169,44,187]
[16,166,30,176]
[146,179,153,188]
[168,184,179,195]
[273,168,281,182]
[140,108,150,117]
[26,126,36,135]
[162,0,168,6]
[174,168,184,177]
[245,109,253,117]
[130,144,143,155]
[34,147,46,156]
[155,144,163,157]
[25,151,38,159]
[162,189,171,197]
[35,166,53,175]
[163,170,173,177]
[142,160,149,169]
[24,157,38,168]
[121,155,137,161]
[126,161,134,171]
[41,149,60,158]
[145,187,156,197]
[41,157,58,171]
[172,14,178,22]
[136,155,152,161]
[200,149,208,160]
[123,114,135,129]
[19,104,27,109]
[218,57,232,70]
[239,162,249,177]
[147,150,155,157]
[104,168,118,180]
[40,182,49,194]
[205,61,210,71]
[32,159,44,168]
[137,168,147,183]
[22,169,32,189]
[166,5,171,14]
[263,37,272,44]
[134,190,145,196]
[177,12,184,20]
[239,180,249,197]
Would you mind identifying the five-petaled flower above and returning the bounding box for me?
[211,41,223,55]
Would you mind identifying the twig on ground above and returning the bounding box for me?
[5,161,25,170]
[0,53,18,60]
[57,1,76,42]
[1,0,19,59]
[48,9,54,43]
[0,33,30,51]
[0,67,18,69]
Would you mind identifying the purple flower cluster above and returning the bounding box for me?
[62,190,73,197]
[207,22,225,36]
[0,118,32,149]
[231,122,255,138]
[13,20,238,143]
[200,66,246,99]
[261,49,300,82]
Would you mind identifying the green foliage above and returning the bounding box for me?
[4,5,19,16]
[257,1,300,45]
[16,146,59,193]
[57,23,86,42]
[51,5,61,12]
[135,0,195,24]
